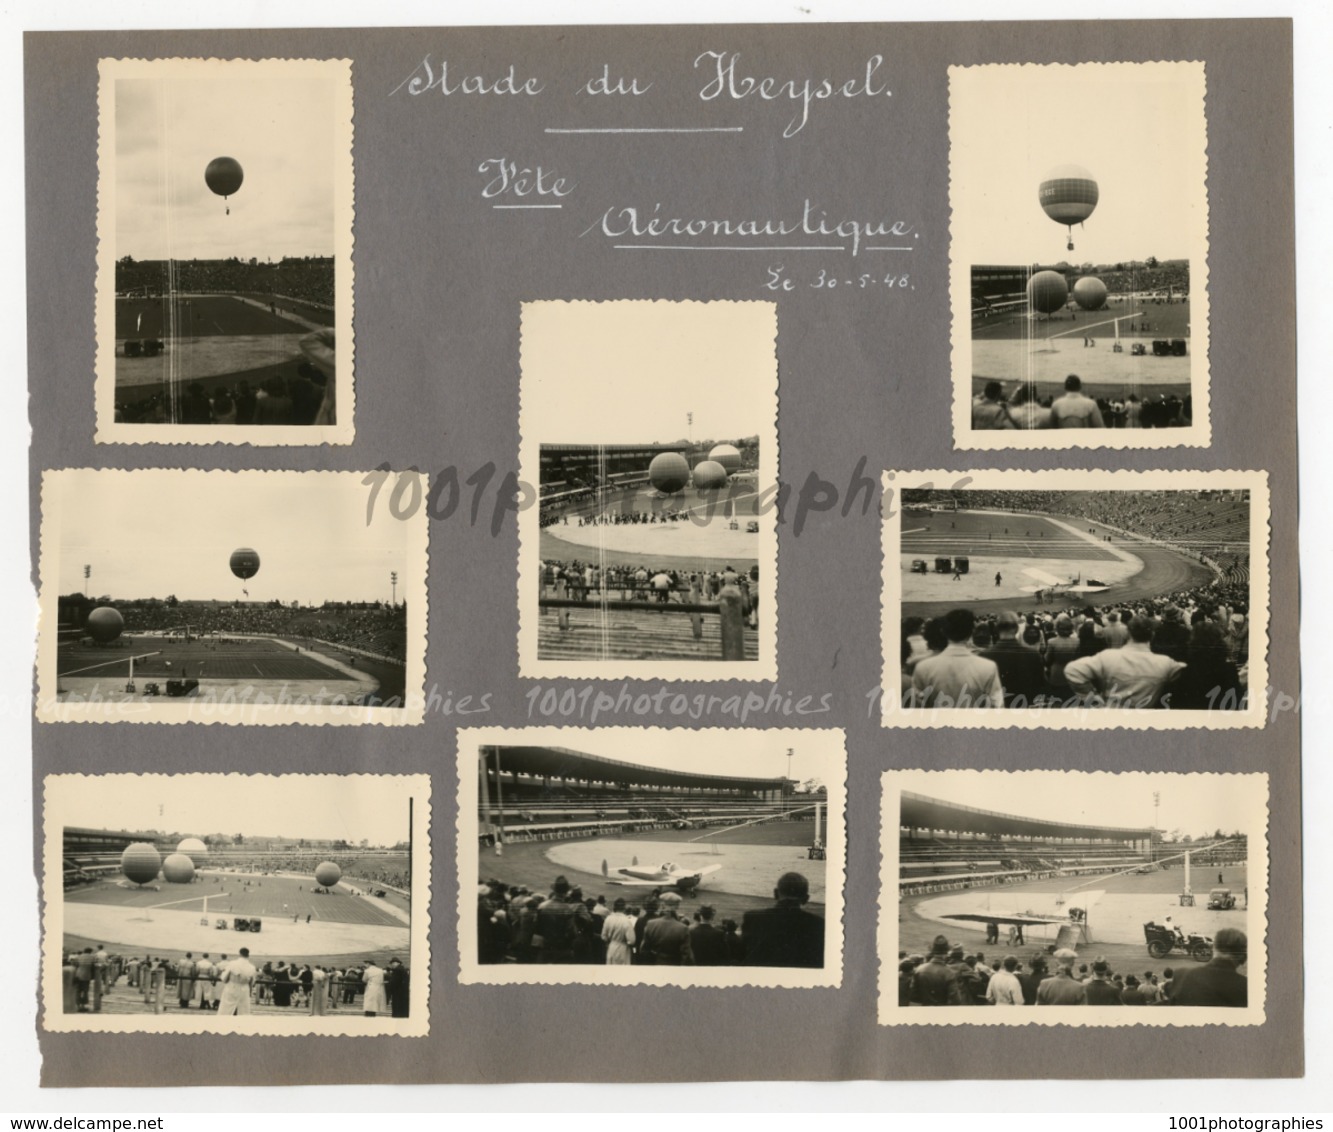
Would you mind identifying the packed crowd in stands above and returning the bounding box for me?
[901,591,1251,710]
[898,928,1247,1007]
[972,377,1191,430]
[64,944,409,1016]
[477,870,824,968]
[116,257,335,309]
[115,366,330,427]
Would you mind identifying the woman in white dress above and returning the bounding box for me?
[601,899,636,965]
[361,960,387,1016]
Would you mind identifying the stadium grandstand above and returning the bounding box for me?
[898,791,1154,899]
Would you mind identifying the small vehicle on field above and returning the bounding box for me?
[1207,887,1237,910]
[1144,920,1212,962]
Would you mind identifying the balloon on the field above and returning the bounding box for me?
[692,460,728,490]
[177,837,207,861]
[229,547,261,580]
[120,842,162,886]
[314,861,342,888]
[1026,270,1070,315]
[162,853,195,884]
[1039,164,1098,251]
[708,444,742,473]
[205,157,244,214]
[85,605,124,644]
[648,452,690,495]
[1072,276,1108,311]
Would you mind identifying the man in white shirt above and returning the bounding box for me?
[911,609,1003,709]
[217,947,257,1016]
[1050,375,1106,428]
[1064,616,1185,707]
[985,955,1026,1005]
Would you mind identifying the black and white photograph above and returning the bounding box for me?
[95,58,354,444]
[950,62,1210,448]
[36,469,428,725]
[881,469,1269,728]
[43,773,430,1035]
[519,301,778,680]
[879,770,1267,1026]
[457,728,846,987]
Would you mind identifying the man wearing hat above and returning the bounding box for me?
[983,611,1048,708]
[1082,958,1122,1005]
[534,875,593,964]
[1036,948,1088,1005]
[911,936,966,1006]
[1170,928,1248,1007]
[640,891,692,965]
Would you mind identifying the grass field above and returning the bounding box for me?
[116,295,308,339]
[903,511,1121,563]
[67,872,403,928]
[57,637,353,681]
[972,298,1193,343]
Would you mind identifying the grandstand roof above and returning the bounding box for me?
[901,792,1152,842]
[484,745,785,792]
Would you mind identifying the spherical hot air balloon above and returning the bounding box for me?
[177,837,207,864]
[162,853,196,884]
[120,842,162,886]
[692,460,728,490]
[708,444,742,474]
[648,452,690,495]
[1072,276,1109,311]
[205,157,244,214]
[1038,164,1099,251]
[1027,270,1070,316]
[314,861,342,888]
[229,548,260,581]
[85,606,124,644]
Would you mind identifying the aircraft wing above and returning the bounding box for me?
[1023,566,1063,587]
[941,912,1068,927]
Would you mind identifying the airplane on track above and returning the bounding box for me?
[600,858,722,895]
[1019,566,1110,597]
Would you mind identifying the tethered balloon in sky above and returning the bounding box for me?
[1038,164,1099,251]
[204,156,244,215]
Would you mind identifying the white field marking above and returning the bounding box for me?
[1047,311,1145,340]
[147,891,228,909]
[58,650,162,677]
[901,527,928,536]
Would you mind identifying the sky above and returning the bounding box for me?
[115,69,338,260]
[900,772,1257,840]
[57,775,417,845]
[522,301,776,444]
[953,63,1206,264]
[53,471,414,605]
[490,730,839,785]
